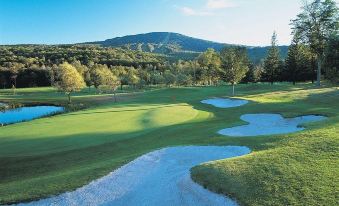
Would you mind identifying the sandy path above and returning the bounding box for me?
[18,146,250,206]
[218,114,327,137]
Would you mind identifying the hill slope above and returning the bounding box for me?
[86,32,288,63]
[87,32,228,53]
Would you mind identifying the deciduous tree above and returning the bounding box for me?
[220,47,249,96]
[291,0,338,86]
[55,62,85,103]
[197,48,221,85]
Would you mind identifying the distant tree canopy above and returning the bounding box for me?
[0,45,162,88]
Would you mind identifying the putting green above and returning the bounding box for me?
[0,103,198,156]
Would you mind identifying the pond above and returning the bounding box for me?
[0,106,64,125]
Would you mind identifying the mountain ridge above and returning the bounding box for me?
[84,32,288,63]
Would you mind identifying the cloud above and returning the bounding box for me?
[178,0,236,17]
[206,0,236,9]
[179,7,213,16]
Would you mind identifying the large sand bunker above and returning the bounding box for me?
[218,114,327,137]
[201,98,248,108]
[19,146,250,206]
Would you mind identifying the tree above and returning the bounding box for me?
[84,70,92,91]
[71,60,87,77]
[220,47,249,96]
[0,72,7,89]
[91,64,110,91]
[151,72,165,85]
[138,68,151,88]
[111,66,128,90]
[285,33,314,84]
[262,32,283,84]
[126,68,140,89]
[98,67,120,102]
[55,62,85,103]
[197,48,221,85]
[176,73,192,86]
[190,60,200,85]
[291,0,338,86]
[253,64,264,83]
[323,34,339,83]
[163,70,176,87]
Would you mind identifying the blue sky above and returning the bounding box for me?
[0,0,307,46]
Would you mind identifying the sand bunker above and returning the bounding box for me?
[201,98,248,108]
[19,146,250,206]
[218,114,327,137]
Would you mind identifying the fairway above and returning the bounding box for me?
[0,84,338,205]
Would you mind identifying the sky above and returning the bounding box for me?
[0,0,308,46]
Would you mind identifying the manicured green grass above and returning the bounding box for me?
[0,83,338,205]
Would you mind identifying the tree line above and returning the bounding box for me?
[0,44,162,88]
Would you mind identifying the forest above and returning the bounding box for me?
[0,34,337,90]
[0,0,338,90]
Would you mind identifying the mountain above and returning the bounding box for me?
[85,32,288,63]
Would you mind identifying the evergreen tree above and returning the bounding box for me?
[323,34,339,83]
[263,32,282,84]
[285,34,314,84]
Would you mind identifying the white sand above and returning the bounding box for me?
[201,98,248,108]
[218,114,327,137]
[19,146,250,206]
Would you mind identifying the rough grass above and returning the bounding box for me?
[0,83,338,205]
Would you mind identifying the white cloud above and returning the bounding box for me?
[206,0,236,9]
[180,7,213,16]
[178,0,236,17]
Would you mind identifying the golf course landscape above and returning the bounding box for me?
[0,83,338,205]
[1,0,338,205]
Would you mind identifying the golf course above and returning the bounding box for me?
[1,1,338,204]
[0,83,338,205]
